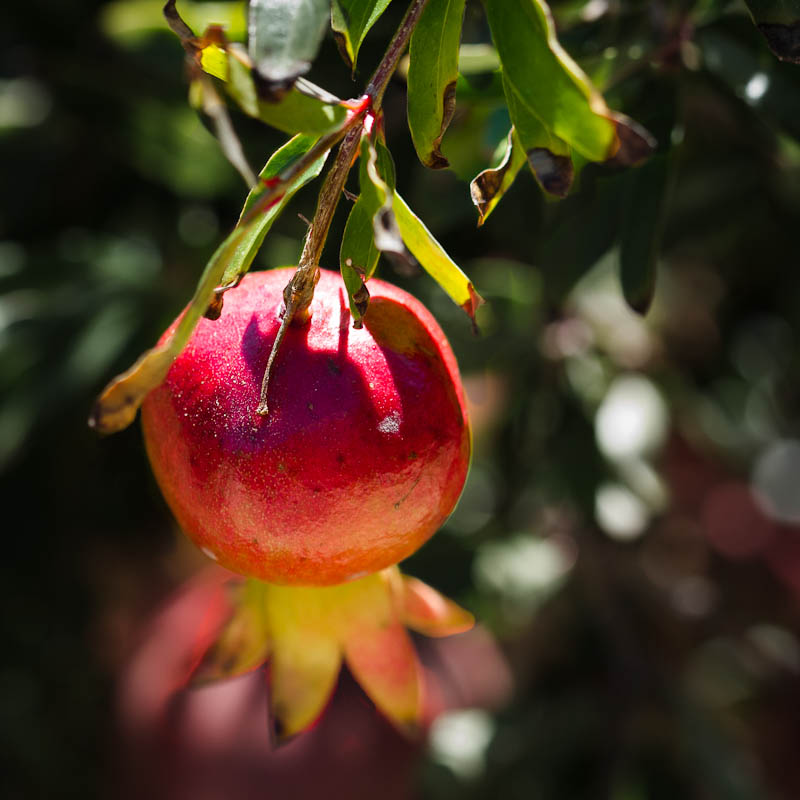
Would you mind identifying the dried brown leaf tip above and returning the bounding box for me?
[462,283,485,334]
[470,129,524,225]
[88,344,174,434]
[527,148,574,198]
[757,22,800,63]
[424,80,457,170]
[605,112,657,167]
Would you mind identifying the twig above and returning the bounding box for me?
[257,0,432,415]
[366,0,431,109]
[256,125,362,415]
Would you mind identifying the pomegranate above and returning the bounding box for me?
[141,268,470,586]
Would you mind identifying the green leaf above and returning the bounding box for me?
[392,192,483,322]
[248,0,331,96]
[355,135,405,260]
[407,0,466,169]
[618,153,672,315]
[225,50,348,135]
[340,135,400,325]
[88,224,249,434]
[88,135,330,434]
[485,0,616,162]
[331,0,394,71]
[470,128,527,225]
[364,137,403,253]
[218,133,330,288]
[743,0,800,62]
[340,153,381,325]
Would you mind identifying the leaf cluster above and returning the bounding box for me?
[90,0,665,432]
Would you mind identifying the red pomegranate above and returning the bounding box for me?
[141,268,470,585]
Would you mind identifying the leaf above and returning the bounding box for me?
[248,0,332,97]
[165,4,348,136]
[618,152,672,314]
[341,140,384,282]
[222,47,349,135]
[497,70,576,197]
[363,136,411,267]
[340,135,401,324]
[87,226,246,435]
[190,76,257,187]
[219,133,330,287]
[254,85,349,137]
[340,196,379,291]
[744,0,800,62]
[198,43,228,80]
[407,0,466,169]
[331,0,394,71]
[485,0,616,162]
[392,191,484,323]
[191,579,270,685]
[470,128,527,225]
[605,111,658,168]
[89,135,329,434]
[340,262,370,327]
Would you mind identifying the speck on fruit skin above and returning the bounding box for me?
[142,268,471,586]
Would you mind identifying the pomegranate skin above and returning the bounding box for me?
[141,268,470,585]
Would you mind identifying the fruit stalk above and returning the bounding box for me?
[257,123,363,414]
[257,0,431,415]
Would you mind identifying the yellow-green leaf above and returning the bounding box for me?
[89,136,329,434]
[199,42,228,80]
[218,49,348,135]
[392,192,484,322]
[88,223,249,434]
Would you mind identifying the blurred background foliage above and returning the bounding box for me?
[4,0,800,798]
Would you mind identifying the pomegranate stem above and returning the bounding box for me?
[257,0,432,415]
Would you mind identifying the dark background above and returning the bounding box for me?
[4,0,800,797]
